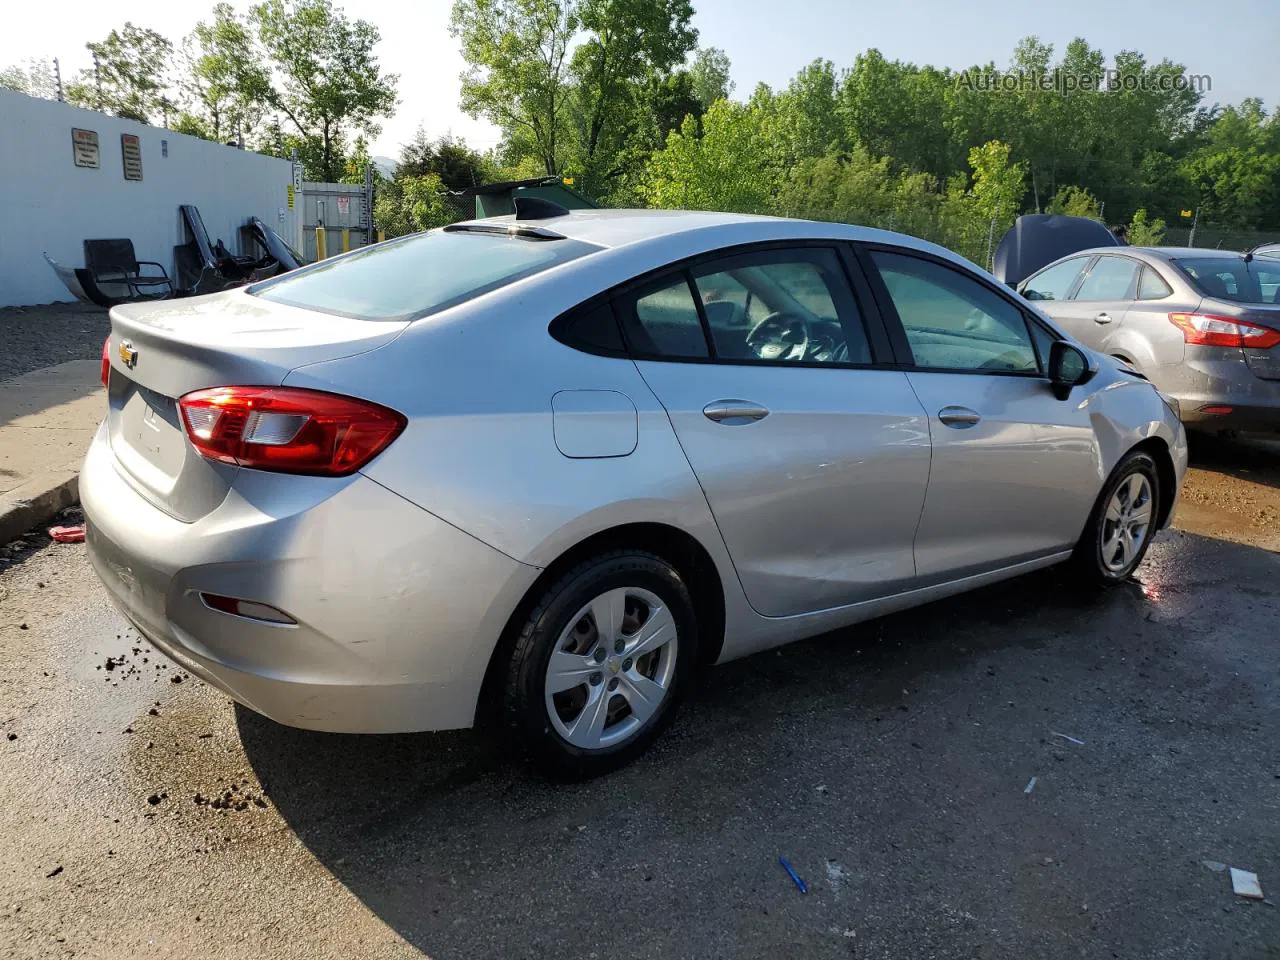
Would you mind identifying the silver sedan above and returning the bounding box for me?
[1019,244,1280,434]
[82,208,1187,777]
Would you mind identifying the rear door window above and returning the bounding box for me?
[690,248,871,364]
[1073,256,1139,301]
[251,229,600,321]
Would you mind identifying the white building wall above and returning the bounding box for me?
[0,90,299,307]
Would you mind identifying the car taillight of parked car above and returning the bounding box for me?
[1168,312,1280,349]
[100,336,111,387]
[177,386,406,476]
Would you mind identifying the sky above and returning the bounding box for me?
[5,0,1277,161]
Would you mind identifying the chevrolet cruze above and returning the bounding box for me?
[83,206,1187,777]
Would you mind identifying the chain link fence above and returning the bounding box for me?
[1161,224,1280,252]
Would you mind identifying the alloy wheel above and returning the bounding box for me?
[1100,473,1153,574]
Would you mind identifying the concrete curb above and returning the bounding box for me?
[0,470,80,545]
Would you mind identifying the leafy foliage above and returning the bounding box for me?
[65,24,173,123]
[373,174,454,237]
[1127,208,1166,245]
[251,0,399,181]
[688,46,733,108]
[0,59,59,100]
[177,3,273,143]
[1046,186,1103,220]
[451,0,577,176]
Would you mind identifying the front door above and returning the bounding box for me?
[618,246,932,618]
[863,247,1098,582]
[1046,253,1142,352]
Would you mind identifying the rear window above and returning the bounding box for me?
[250,229,601,321]
[1175,256,1280,305]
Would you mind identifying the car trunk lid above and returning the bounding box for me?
[105,289,408,522]
[1192,299,1280,380]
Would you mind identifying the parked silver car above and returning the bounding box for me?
[1018,241,1280,434]
[82,208,1187,777]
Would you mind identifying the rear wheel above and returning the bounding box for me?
[1071,450,1161,584]
[501,551,696,779]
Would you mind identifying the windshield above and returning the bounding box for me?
[1175,256,1280,305]
[250,229,600,321]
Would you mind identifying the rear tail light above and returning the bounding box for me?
[1169,312,1280,349]
[177,386,406,476]
[101,336,111,386]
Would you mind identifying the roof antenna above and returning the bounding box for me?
[514,196,570,220]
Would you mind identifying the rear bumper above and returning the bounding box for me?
[1176,401,1280,433]
[1156,355,1280,433]
[81,423,540,733]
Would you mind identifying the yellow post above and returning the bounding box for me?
[314,223,327,260]
[377,229,385,243]
[341,228,350,254]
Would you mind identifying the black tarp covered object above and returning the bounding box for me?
[992,214,1120,288]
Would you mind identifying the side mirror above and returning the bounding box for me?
[1048,340,1094,400]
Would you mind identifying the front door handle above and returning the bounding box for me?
[938,405,981,428]
[1094,312,1113,324]
[703,400,769,425]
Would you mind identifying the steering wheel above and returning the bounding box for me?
[745,312,813,362]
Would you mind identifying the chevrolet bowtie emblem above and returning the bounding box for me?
[118,341,138,368]
[609,659,620,674]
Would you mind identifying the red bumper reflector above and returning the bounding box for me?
[199,593,296,624]
[1199,405,1234,415]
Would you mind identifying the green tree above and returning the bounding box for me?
[393,127,490,189]
[1127,208,1166,245]
[1046,185,1103,219]
[568,0,697,189]
[642,99,773,212]
[0,58,58,99]
[688,46,732,107]
[65,23,173,122]
[179,3,273,142]
[451,0,576,176]
[374,173,455,237]
[251,0,399,181]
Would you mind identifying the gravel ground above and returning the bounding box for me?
[0,303,108,381]
[0,443,1277,959]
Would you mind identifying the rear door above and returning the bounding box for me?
[859,246,1098,583]
[1050,254,1142,350]
[621,245,932,618]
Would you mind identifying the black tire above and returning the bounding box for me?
[1071,449,1161,584]
[501,550,697,780]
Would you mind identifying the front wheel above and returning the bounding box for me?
[1071,450,1161,583]
[501,551,697,779]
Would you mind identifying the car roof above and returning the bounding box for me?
[1047,246,1255,264]
[456,207,954,255]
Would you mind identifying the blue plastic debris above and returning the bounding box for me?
[779,856,808,894]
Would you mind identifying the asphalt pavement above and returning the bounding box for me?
[0,436,1277,960]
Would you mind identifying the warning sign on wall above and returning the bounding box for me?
[121,134,143,181]
[336,195,350,218]
[72,128,100,168]
[287,184,295,209]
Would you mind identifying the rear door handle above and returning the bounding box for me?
[937,405,981,428]
[1094,312,1113,324]
[703,400,769,424]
